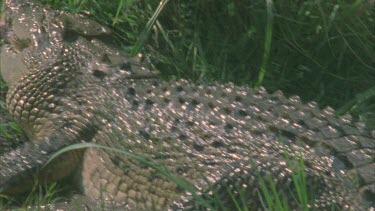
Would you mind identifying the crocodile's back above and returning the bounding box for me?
[72,78,374,209]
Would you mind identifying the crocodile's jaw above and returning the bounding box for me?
[0,0,64,86]
[1,0,34,86]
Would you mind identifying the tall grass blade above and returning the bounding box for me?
[131,0,170,56]
[336,86,375,115]
[113,0,126,25]
[255,0,273,88]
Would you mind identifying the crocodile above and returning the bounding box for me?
[0,0,374,210]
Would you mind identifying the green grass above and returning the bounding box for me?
[0,181,66,209]
[0,0,374,209]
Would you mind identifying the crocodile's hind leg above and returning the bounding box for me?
[78,147,182,210]
[171,158,362,211]
[77,145,362,210]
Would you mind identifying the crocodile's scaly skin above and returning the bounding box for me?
[0,0,374,210]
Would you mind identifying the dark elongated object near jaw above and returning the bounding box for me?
[0,0,374,210]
